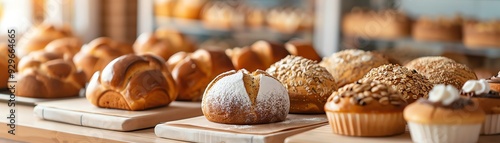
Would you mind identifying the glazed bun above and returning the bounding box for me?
[267,55,337,113]
[202,69,289,124]
[133,29,195,61]
[166,49,235,101]
[17,23,73,57]
[405,56,477,89]
[86,54,177,111]
[15,51,86,98]
[44,37,83,60]
[73,37,133,81]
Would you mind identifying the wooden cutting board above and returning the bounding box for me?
[155,114,328,143]
[285,125,500,143]
[34,98,203,131]
[0,90,82,105]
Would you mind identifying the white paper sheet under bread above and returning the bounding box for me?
[33,98,203,131]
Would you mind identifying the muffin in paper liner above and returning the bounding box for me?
[408,122,481,143]
[326,112,405,136]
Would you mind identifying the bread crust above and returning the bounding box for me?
[202,69,289,124]
[86,54,177,111]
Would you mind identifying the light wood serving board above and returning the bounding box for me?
[33,98,203,131]
[155,114,328,143]
[0,90,81,105]
[285,125,500,143]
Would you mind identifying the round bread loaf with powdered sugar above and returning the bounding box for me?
[202,69,290,124]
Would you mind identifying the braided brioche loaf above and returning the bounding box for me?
[86,54,177,111]
[15,51,86,98]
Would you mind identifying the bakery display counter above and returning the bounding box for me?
[0,101,185,143]
[285,125,500,143]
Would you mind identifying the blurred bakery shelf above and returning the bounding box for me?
[155,16,313,44]
[348,37,500,58]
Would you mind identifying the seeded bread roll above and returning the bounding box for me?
[325,79,406,136]
[362,64,433,103]
[44,37,83,60]
[320,49,389,88]
[166,49,235,101]
[86,54,177,111]
[285,39,321,62]
[17,23,73,57]
[15,51,86,98]
[267,55,337,113]
[202,69,289,124]
[73,37,133,81]
[405,56,477,89]
[413,16,463,42]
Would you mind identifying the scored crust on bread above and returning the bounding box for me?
[167,49,235,101]
[86,54,177,111]
[73,37,133,81]
[202,69,289,124]
[14,51,86,98]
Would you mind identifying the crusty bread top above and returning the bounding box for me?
[267,55,337,97]
[405,56,477,89]
[362,64,433,103]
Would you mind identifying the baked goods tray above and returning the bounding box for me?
[0,90,82,105]
[155,114,328,143]
[33,98,203,131]
[285,124,500,143]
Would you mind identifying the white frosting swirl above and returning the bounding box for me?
[428,84,459,105]
[462,79,490,94]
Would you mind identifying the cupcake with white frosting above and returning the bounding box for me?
[404,84,485,143]
[461,79,500,135]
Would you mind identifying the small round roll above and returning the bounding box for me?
[202,69,289,124]
[267,55,337,113]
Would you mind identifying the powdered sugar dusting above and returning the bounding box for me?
[255,74,290,123]
[202,71,254,120]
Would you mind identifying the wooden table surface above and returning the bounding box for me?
[0,101,186,143]
[285,125,500,143]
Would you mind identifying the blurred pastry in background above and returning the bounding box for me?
[199,38,234,51]
[44,37,83,60]
[320,49,389,88]
[202,1,244,29]
[284,39,321,62]
[86,54,177,111]
[245,6,265,28]
[440,51,469,65]
[405,56,477,89]
[298,11,315,31]
[0,43,18,89]
[342,8,410,40]
[267,8,302,34]
[17,23,73,57]
[173,0,207,19]
[154,0,177,17]
[226,40,289,72]
[464,20,500,48]
[15,51,86,98]
[167,49,234,101]
[413,16,463,42]
[474,68,494,80]
[134,28,195,61]
[73,37,133,81]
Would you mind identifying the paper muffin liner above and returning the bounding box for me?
[326,112,406,136]
[407,122,481,143]
[481,114,500,135]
